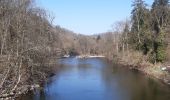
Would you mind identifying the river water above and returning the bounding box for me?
[21,58,170,100]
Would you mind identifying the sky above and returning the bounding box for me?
[36,0,153,35]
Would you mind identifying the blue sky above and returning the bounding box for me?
[36,0,153,35]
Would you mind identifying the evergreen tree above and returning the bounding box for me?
[151,0,170,62]
[130,0,150,51]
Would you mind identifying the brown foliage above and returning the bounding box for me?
[0,0,59,97]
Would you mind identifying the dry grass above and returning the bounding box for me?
[116,50,170,84]
[117,51,146,67]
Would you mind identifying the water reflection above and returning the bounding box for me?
[21,58,170,100]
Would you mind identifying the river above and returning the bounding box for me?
[21,58,170,100]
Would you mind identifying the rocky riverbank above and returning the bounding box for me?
[114,51,170,85]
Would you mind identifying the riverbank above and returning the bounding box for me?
[114,51,170,85]
[76,55,105,59]
[0,84,40,100]
[62,55,105,59]
[0,57,58,100]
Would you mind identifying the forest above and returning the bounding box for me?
[0,0,170,99]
